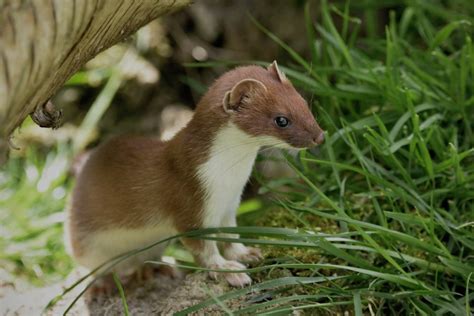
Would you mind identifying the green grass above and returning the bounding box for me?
[1,0,473,315]
[180,0,474,314]
[0,142,73,286]
[113,272,130,316]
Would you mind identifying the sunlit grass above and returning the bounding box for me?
[0,142,73,286]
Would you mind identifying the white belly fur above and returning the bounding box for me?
[197,122,260,227]
[76,221,176,275]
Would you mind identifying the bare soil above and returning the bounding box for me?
[0,270,248,315]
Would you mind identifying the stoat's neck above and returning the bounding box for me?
[162,107,260,227]
[195,122,261,227]
[197,122,261,184]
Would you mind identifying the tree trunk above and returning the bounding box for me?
[0,0,190,163]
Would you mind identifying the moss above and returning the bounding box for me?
[238,206,355,315]
[252,205,339,232]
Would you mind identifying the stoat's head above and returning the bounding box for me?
[221,61,324,149]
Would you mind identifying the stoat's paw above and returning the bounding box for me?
[87,274,117,296]
[224,244,263,263]
[134,264,183,282]
[209,260,252,287]
[153,264,183,279]
[134,265,156,282]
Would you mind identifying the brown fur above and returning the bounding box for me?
[68,62,323,259]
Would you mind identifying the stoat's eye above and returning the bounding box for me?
[274,116,290,128]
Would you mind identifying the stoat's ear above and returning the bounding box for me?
[267,60,288,83]
[223,78,267,113]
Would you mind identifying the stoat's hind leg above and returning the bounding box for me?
[154,255,183,279]
[87,274,117,296]
[134,258,183,282]
[76,249,137,296]
[75,233,169,295]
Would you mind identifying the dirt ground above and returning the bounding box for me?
[0,269,250,315]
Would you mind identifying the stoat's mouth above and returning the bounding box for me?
[284,138,320,150]
[256,133,325,150]
[258,136,316,150]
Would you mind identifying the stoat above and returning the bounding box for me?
[67,61,324,288]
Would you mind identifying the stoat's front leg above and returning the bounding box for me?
[219,211,263,264]
[182,238,252,287]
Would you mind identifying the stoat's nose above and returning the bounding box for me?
[313,132,325,145]
[311,124,325,145]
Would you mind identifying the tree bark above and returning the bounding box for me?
[0,0,190,163]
